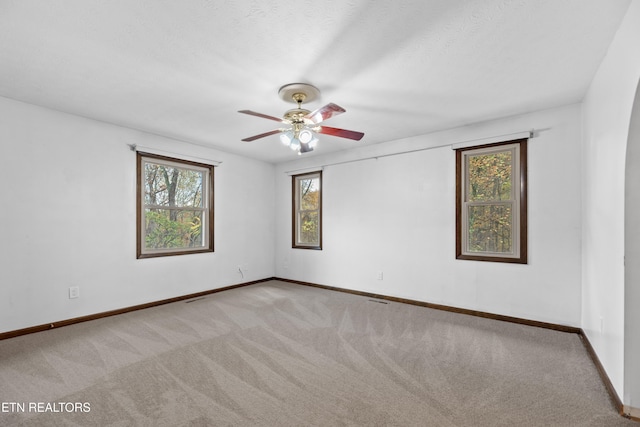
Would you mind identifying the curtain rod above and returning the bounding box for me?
[284,130,534,175]
[128,144,222,166]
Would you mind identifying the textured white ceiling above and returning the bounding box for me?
[0,0,631,163]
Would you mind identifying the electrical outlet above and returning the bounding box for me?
[69,286,80,299]
[377,271,384,280]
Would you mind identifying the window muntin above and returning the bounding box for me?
[456,139,527,263]
[137,152,214,258]
[292,171,322,249]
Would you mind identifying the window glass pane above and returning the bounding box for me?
[145,209,204,250]
[144,163,203,208]
[292,171,322,249]
[298,211,319,245]
[299,177,320,210]
[467,204,512,253]
[468,151,512,202]
[137,153,213,258]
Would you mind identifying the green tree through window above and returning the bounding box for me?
[137,153,214,258]
[456,139,527,263]
[293,171,322,249]
[467,150,512,253]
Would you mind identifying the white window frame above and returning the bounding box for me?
[137,152,214,258]
[456,139,527,263]
[292,171,322,249]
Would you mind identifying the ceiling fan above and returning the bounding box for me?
[238,83,364,154]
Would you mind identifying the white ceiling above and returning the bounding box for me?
[0,0,631,163]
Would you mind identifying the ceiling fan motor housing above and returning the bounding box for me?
[284,108,313,124]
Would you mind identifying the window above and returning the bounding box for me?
[456,139,527,263]
[137,152,214,258]
[292,171,322,249]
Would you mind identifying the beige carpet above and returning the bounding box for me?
[0,280,633,426]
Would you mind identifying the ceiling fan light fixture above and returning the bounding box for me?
[280,130,293,146]
[298,128,313,144]
[289,138,300,151]
[299,142,314,153]
[279,129,316,154]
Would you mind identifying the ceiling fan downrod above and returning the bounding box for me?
[292,93,306,109]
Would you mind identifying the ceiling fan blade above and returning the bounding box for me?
[317,126,364,141]
[304,103,346,124]
[238,110,284,123]
[241,129,282,142]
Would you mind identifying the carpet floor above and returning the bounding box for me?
[0,280,633,426]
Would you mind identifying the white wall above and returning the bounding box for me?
[625,83,640,417]
[581,0,640,404]
[0,97,275,334]
[275,103,583,327]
